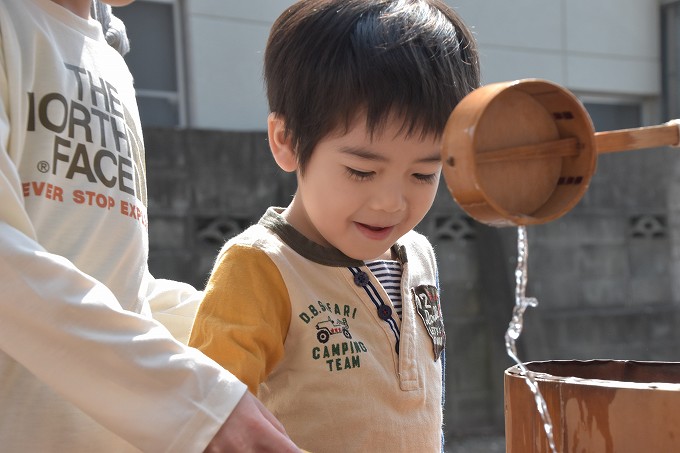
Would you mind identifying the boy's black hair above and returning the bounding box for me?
[264,0,481,172]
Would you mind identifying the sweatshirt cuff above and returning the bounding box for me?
[166,373,248,453]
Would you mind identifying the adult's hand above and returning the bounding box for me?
[203,392,301,453]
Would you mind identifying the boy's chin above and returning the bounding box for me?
[342,247,393,262]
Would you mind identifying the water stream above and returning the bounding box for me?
[505,226,558,453]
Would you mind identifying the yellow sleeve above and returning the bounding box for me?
[189,244,290,395]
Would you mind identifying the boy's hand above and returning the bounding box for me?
[203,392,301,452]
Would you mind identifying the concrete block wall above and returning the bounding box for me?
[145,127,296,287]
[519,147,680,364]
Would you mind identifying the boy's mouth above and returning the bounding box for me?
[355,222,394,240]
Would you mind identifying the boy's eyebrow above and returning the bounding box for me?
[339,146,442,163]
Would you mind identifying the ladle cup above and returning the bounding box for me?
[441,78,680,227]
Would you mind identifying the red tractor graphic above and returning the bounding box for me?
[315,317,352,344]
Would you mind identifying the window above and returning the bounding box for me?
[115,0,186,127]
[583,102,641,132]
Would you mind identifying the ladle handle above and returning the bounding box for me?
[473,121,680,165]
[595,122,680,154]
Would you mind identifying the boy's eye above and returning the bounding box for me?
[413,173,438,184]
[346,167,375,181]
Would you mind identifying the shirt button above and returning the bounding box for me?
[353,271,370,287]
[377,304,392,320]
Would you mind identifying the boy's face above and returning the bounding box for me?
[280,114,442,261]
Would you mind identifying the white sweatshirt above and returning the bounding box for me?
[0,0,246,451]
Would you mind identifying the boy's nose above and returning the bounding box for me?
[369,184,406,213]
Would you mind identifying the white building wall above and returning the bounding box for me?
[183,0,662,131]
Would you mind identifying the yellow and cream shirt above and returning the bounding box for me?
[190,207,447,453]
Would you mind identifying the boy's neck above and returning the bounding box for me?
[51,0,92,19]
[376,248,395,260]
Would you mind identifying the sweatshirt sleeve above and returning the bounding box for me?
[189,244,291,395]
[0,125,247,453]
[143,269,204,345]
[0,219,247,453]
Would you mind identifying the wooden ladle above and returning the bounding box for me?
[441,78,680,227]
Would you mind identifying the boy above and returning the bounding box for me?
[0,0,298,451]
[189,0,480,451]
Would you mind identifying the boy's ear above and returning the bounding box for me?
[268,113,298,173]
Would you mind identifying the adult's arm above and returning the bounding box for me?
[0,217,246,452]
[0,149,302,453]
[144,271,204,344]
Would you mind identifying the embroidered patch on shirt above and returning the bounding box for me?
[412,285,445,361]
[298,300,368,372]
